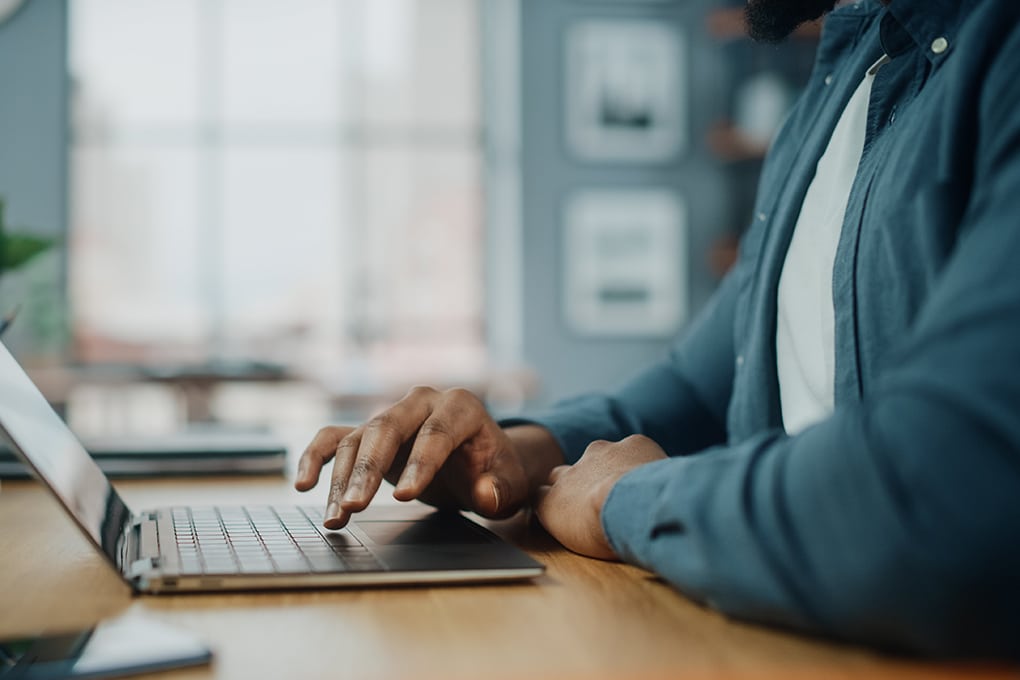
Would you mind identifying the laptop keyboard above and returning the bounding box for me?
[169,506,383,576]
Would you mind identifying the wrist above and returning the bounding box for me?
[503,424,565,494]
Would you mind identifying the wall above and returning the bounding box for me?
[0,0,69,358]
[515,0,728,405]
[5,0,727,394]
[0,0,68,245]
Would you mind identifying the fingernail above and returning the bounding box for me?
[325,501,340,520]
[491,481,501,511]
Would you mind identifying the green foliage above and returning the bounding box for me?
[0,197,56,277]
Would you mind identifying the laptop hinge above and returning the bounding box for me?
[135,513,161,557]
[121,513,161,578]
[128,556,160,580]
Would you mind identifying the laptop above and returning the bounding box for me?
[0,342,544,593]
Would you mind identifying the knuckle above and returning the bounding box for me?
[418,419,453,440]
[366,413,400,437]
[446,387,477,404]
[336,434,359,455]
[441,388,485,423]
[406,385,438,400]
[316,425,343,439]
[351,458,380,478]
[622,434,651,446]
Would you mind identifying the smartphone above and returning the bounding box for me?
[0,612,212,679]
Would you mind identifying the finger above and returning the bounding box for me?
[472,447,531,519]
[581,439,611,458]
[324,432,361,529]
[295,426,352,491]
[547,465,570,485]
[394,388,487,501]
[341,394,433,511]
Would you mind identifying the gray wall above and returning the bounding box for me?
[516,0,728,405]
[0,0,68,243]
[0,0,69,357]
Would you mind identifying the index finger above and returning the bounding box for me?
[295,425,353,491]
[392,388,490,501]
[337,389,436,512]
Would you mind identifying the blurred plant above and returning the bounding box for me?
[0,196,55,278]
[0,197,63,345]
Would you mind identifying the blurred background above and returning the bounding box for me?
[0,0,820,442]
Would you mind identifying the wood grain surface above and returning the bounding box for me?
[0,479,1014,680]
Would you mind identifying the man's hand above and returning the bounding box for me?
[535,435,668,560]
[294,386,563,529]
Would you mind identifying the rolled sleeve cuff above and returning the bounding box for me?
[600,454,721,604]
[601,459,688,563]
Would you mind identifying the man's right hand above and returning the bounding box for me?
[294,386,564,530]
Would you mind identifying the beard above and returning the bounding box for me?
[744,0,839,43]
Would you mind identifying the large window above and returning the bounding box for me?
[68,0,486,389]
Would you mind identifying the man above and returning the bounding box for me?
[297,0,1020,658]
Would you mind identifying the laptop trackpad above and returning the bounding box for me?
[355,515,492,546]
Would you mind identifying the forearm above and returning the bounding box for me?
[504,272,740,463]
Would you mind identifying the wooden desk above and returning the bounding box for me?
[0,478,1013,680]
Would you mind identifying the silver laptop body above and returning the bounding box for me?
[0,342,544,593]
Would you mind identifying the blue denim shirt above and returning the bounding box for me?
[512,0,1020,657]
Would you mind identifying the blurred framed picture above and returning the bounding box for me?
[563,189,687,337]
[565,20,687,163]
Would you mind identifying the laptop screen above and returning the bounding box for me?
[0,342,131,568]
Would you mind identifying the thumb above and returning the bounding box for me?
[472,451,529,519]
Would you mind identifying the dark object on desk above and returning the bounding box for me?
[140,359,291,423]
[141,358,287,382]
[0,429,287,479]
[0,612,212,679]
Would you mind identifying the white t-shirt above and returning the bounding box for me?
[776,56,889,435]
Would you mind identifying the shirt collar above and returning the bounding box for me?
[882,0,975,66]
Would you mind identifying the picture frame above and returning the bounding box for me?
[563,189,687,337]
[564,19,687,163]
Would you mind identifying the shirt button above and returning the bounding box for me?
[736,355,745,367]
[756,212,767,222]
[824,74,833,86]
[931,37,949,54]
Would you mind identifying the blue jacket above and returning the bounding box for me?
[516,0,1020,657]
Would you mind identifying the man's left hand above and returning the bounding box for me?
[534,435,668,560]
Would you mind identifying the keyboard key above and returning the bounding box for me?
[323,532,363,549]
